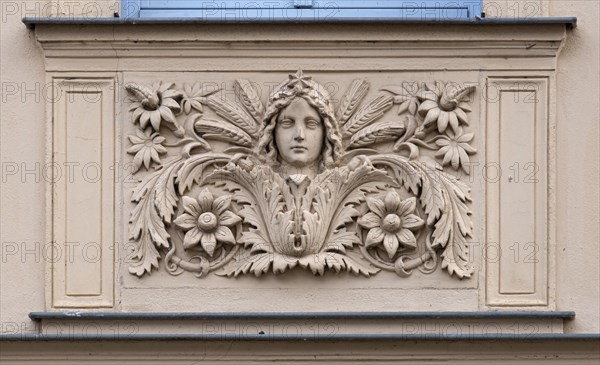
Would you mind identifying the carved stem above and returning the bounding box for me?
[402,252,433,270]
[208,245,241,271]
[359,245,394,271]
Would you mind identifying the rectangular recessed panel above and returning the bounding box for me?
[498,90,536,295]
[64,92,103,296]
[486,78,548,307]
[52,79,115,308]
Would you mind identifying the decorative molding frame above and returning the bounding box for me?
[50,77,116,308]
[27,21,569,310]
[485,77,551,306]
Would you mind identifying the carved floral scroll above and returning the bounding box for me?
[125,71,477,279]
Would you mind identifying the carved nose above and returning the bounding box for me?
[293,127,305,141]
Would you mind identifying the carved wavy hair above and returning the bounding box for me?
[257,81,343,170]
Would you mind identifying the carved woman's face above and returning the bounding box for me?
[275,98,325,169]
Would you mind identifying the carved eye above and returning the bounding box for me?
[278,119,294,128]
[306,119,320,129]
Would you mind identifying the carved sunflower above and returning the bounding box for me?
[127,128,167,172]
[173,189,242,256]
[418,81,475,134]
[435,128,477,173]
[126,81,184,137]
[358,189,424,259]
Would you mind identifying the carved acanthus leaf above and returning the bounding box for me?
[129,163,178,276]
[176,153,231,194]
[208,165,295,257]
[154,157,183,223]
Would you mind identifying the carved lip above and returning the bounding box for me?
[290,146,308,152]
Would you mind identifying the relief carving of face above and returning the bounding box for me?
[274,97,325,169]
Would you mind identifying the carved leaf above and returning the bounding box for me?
[367,154,422,196]
[176,153,231,194]
[434,173,474,279]
[272,255,298,274]
[394,159,422,196]
[219,253,273,277]
[194,118,254,147]
[208,165,295,256]
[431,189,452,246]
[128,166,174,276]
[298,255,326,276]
[431,170,473,247]
[419,162,473,278]
[154,158,183,223]
[325,230,361,253]
[440,226,472,279]
[349,120,406,148]
[420,171,446,226]
[343,94,394,136]
[326,251,380,276]
[130,172,168,247]
[205,94,259,135]
[234,79,265,122]
[128,232,161,277]
[336,79,369,124]
[304,163,393,254]
[297,251,379,276]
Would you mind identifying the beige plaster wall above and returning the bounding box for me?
[0,0,598,337]
[0,0,47,335]
[484,0,549,18]
[550,1,600,333]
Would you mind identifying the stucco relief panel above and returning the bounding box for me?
[122,71,482,282]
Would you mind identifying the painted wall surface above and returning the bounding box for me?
[0,0,598,360]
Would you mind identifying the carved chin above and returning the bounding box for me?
[286,158,312,168]
[280,154,318,168]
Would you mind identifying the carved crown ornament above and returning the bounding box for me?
[125,71,477,279]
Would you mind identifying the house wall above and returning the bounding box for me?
[0,0,598,361]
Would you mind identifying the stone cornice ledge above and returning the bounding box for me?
[28,311,577,321]
[26,18,573,43]
[22,16,577,29]
[5,310,599,342]
[26,19,571,56]
[9,311,590,341]
[25,19,573,72]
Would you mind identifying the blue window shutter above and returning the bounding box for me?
[122,0,482,20]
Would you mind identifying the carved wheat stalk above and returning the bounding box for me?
[336,79,369,125]
[194,118,253,147]
[234,79,265,123]
[205,94,259,135]
[343,94,394,137]
[349,121,406,148]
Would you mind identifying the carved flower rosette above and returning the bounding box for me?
[125,72,477,279]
